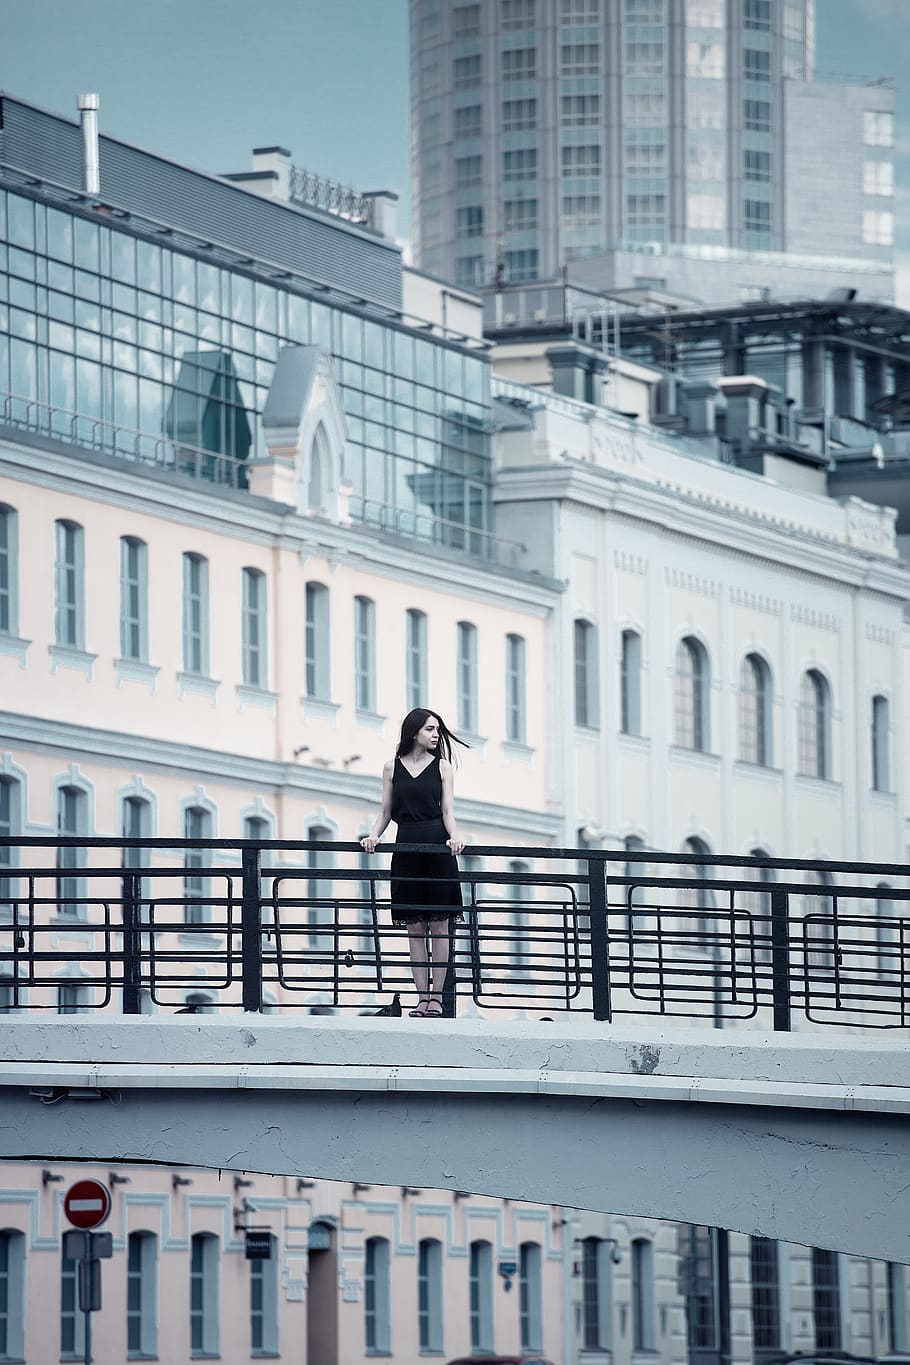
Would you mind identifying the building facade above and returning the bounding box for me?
[409,0,895,306]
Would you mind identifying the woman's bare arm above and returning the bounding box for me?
[439,758,464,855]
[361,760,394,852]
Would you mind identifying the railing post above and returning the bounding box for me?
[241,847,263,1013]
[587,855,612,1023]
[770,888,791,1032]
[121,871,142,1016]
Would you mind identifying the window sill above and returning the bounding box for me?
[670,745,720,764]
[356,709,386,731]
[0,632,30,666]
[115,658,159,692]
[365,1353,393,1359]
[301,696,341,725]
[251,1354,280,1360]
[127,1354,159,1361]
[49,644,97,679]
[734,759,782,777]
[237,684,278,715]
[870,787,895,800]
[501,740,534,763]
[795,772,841,789]
[575,723,600,736]
[618,729,648,745]
[178,672,220,702]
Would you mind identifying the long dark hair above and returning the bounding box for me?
[396,708,469,765]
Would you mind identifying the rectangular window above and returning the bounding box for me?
[562,194,601,224]
[504,248,539,282]
[561,42,600,75]
[119,536,148,662]
[503,148,537,182]
[305,581,331,701]
[455,154,483,189]
[406,608,428,709]
[811,1248,841,1350]
[502,0,536,27]
[418,1240,444,1352]
[502,47,536,81]
[457,621,478,732]
[863,209,895,245]
[455,255,485,288]
[355,596,377,712]
[744,48,771,81]
[750,1237,780,1351]
[470,1242,494,1351]
[744,98,772,132]
[561,93,601,126]
[182,552,209,676]
[502,97,537,131]
[864,110,894,147]
[454,54,482,88]
[55,520,84,649]
[506,633,527,743]
[864,160,894,196]
[456,205,484,238]
[241,567,268,688]
[184,805,213,926]
[127,1232,158,1357]
[56,785,87,917]
[504,198,538,231]
[560,0,600,21]
[744,149,771,182]
[574,620,599,729]
[562,144,601,177]
[744,199,772,232]
[365,1238,391,1353]
[61,1252,85,1357]
[250,1237,278,1355]
[744,0,771,30]
[454,104,483,139]
[453,3,481,37]
[0,507,18,636]
[190,1235,219,1357]
[519,1243,543,1351]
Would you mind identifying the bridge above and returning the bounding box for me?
[2,1014,910,1262]
[2,837,909,1263]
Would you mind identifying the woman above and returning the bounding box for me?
[361,709,466,1017]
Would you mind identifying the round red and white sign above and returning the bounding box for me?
[63,1179,111,1230]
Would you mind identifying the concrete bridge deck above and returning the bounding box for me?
[2,1017,909,1261]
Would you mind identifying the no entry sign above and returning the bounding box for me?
[63,1179,111,1230]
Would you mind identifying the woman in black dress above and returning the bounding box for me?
[361,709,466,1016]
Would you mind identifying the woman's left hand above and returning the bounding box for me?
[447,837,465,856]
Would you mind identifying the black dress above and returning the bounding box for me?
[389,755,464,925]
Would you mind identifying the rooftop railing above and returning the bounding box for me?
[1,839,907,1031]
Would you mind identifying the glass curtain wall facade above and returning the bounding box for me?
[0,186,492,556]
[410,0,814,283]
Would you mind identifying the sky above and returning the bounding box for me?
[1,0,908,303]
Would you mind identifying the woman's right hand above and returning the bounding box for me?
[361,836,379,854]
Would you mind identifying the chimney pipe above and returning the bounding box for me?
[77,93,100,195]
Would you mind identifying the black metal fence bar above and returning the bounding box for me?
[0,839,907,1028]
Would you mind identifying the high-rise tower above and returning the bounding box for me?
[410,0,895,309]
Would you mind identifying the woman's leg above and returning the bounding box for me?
[428,917,451,1001]
[407,921,430,1010]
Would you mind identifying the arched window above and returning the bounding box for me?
[872,694,890,792]
[457,621,479,732]
[469,1240,494,1351]
[505,634,527,743]
[305,582,331,701]
[127,1231,158,1357]
[241,567,268,688]
[519,1241,543,1351]
[0,505,20,637]
[54,519,85,649]
[406,608,428,709]
[682,835,714,926]
[811,1247,841,1349]
[631,1237,655,1350]
[740,653,772,766]
[307,823,334,948]
[581,1236,613,1350]
[675,636,710,752]
[354,596,377,712]
[184,805,213,926]
[744,848,775,966]
[805,868,836,972]
[875,882,897,981]
[574,619,599,728]
[308,423,330,514]
[798,669,831,779]
[119,536,149,662]
[250,1234,279,1355]
[190,1233,220,1356]
[0,1229,25,1361]
[418,1238,444,1352]
[56,783,88,917]
[182,552,210,677]
[121,792,153,914]
[749,1236,781,1355]
[365,1236,391,1353]
[621,629,642,736]
[624,835,648,938]
[0,775,21,908]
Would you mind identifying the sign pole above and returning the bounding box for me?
[83,1229,92,1365]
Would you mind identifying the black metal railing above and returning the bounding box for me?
[0,839,907,1029]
